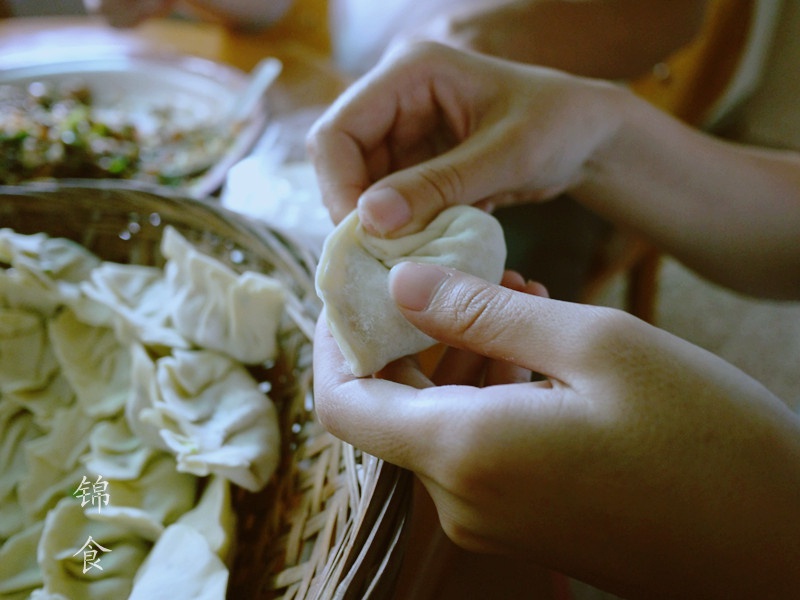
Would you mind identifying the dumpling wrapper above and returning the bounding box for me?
[0,488,25,541]
[128,523,228,600]
[48,307,131,418]
[17,404,97,522]
[75,261,188,350]
[0,230,100,284]
[0,229,100,308]
[4,373,75,430]
[175,475,236,561]
[0,403,40,539]
[84,452,197,530]
[0,521,45,599]
[161,226,286,365]
[37,498,150,600]
[0,308,59,393]
[128,345,281,491]
[29,590,69,600]
[0,268,62,318]
[316,205,507,376]
[0,399,41,499]
[83,415,156,481]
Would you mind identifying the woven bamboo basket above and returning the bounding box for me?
[0,181,412,599]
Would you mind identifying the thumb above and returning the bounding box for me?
[357,126,527,238]
[388,261,613,380]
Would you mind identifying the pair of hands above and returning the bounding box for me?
[309,43,800,596]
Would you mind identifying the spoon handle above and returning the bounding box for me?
[232,57,283,123]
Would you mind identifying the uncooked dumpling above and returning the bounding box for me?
[127,344,281,491]
[76,261,188,349]
[0,229,100,308]
[48,308,130,418]
[174,476,236,561]
[316,205,506,376]
[0,522,44,599]
[161,226,286,365]
[0,308,58,393]
[128,524,228,600]
[37,498,150,600]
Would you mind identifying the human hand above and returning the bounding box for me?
[313,261,800,598]
[83,0,178,27]
[307,41,625,236]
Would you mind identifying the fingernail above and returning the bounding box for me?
[389,262,450,311]
[358,187,411,236]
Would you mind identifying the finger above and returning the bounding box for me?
[388,261,614,382]
[432,271,545,386]
[431,347,489,386]
[356,120,530,238]
[313,317,506,479]
[313,315,446,472]
[306,48,437,225]
[500,269,526,291]
[483,274,548,385]
[309,42,534,237]
[314,314,572,480]
[376,355,434,390]
[306,121,372,225]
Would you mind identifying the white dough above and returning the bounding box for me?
[128,524,228,600]
[316,205,506,376]
[128,344,281,492]
[161,226,286,365]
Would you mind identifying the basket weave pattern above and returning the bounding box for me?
[0,183,410,599]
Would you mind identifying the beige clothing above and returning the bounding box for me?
[721,0,800,149]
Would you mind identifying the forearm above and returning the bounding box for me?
[575,90,800,300]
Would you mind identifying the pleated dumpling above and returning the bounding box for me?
[0,522,44,599]
[0,229,100,307]
[84,452,198,541]
[161,227,286,365]
[316,205,506,376]
[17,403,97,523]
[0,401,41,539]
[47,308,130,418]
[75,261,188,350]
[127,344,281,491]
[128,524,228,600]
[36,498,150,600]
[128,476,236,600]
[0,307,58,393]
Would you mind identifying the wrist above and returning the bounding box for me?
[573,82,638,194]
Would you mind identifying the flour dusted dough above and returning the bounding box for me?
[128,344,281,492]
[316,205,506,377]
[162,227,286,365]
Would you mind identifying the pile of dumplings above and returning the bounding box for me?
[0,225,291,599]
